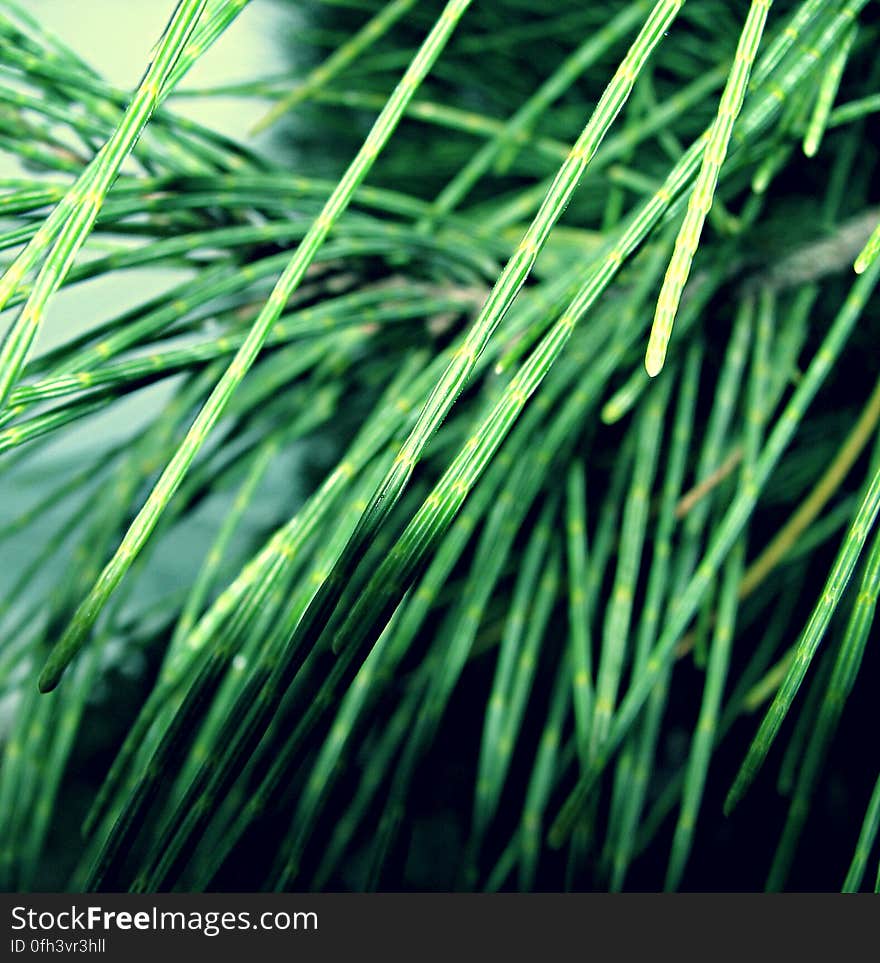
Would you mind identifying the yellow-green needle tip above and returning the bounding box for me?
[644,326,670,377]
[854,222,880,274]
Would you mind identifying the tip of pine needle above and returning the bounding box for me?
[547,772,598,847]
[37,666,60,693]
[600,400,621,425]
[644,321,669,378]
[251,89,306,136]
[250,101,289,136]
[644,349,664,378]
[722,789,738,818]
[38,640,76,692]
[723,768,752,817]
[249,113,275,137]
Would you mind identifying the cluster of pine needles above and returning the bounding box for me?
[1,0,880,892]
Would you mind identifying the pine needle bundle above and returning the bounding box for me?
[1,0,878,892]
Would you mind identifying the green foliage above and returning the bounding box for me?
[1,0,879,892]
